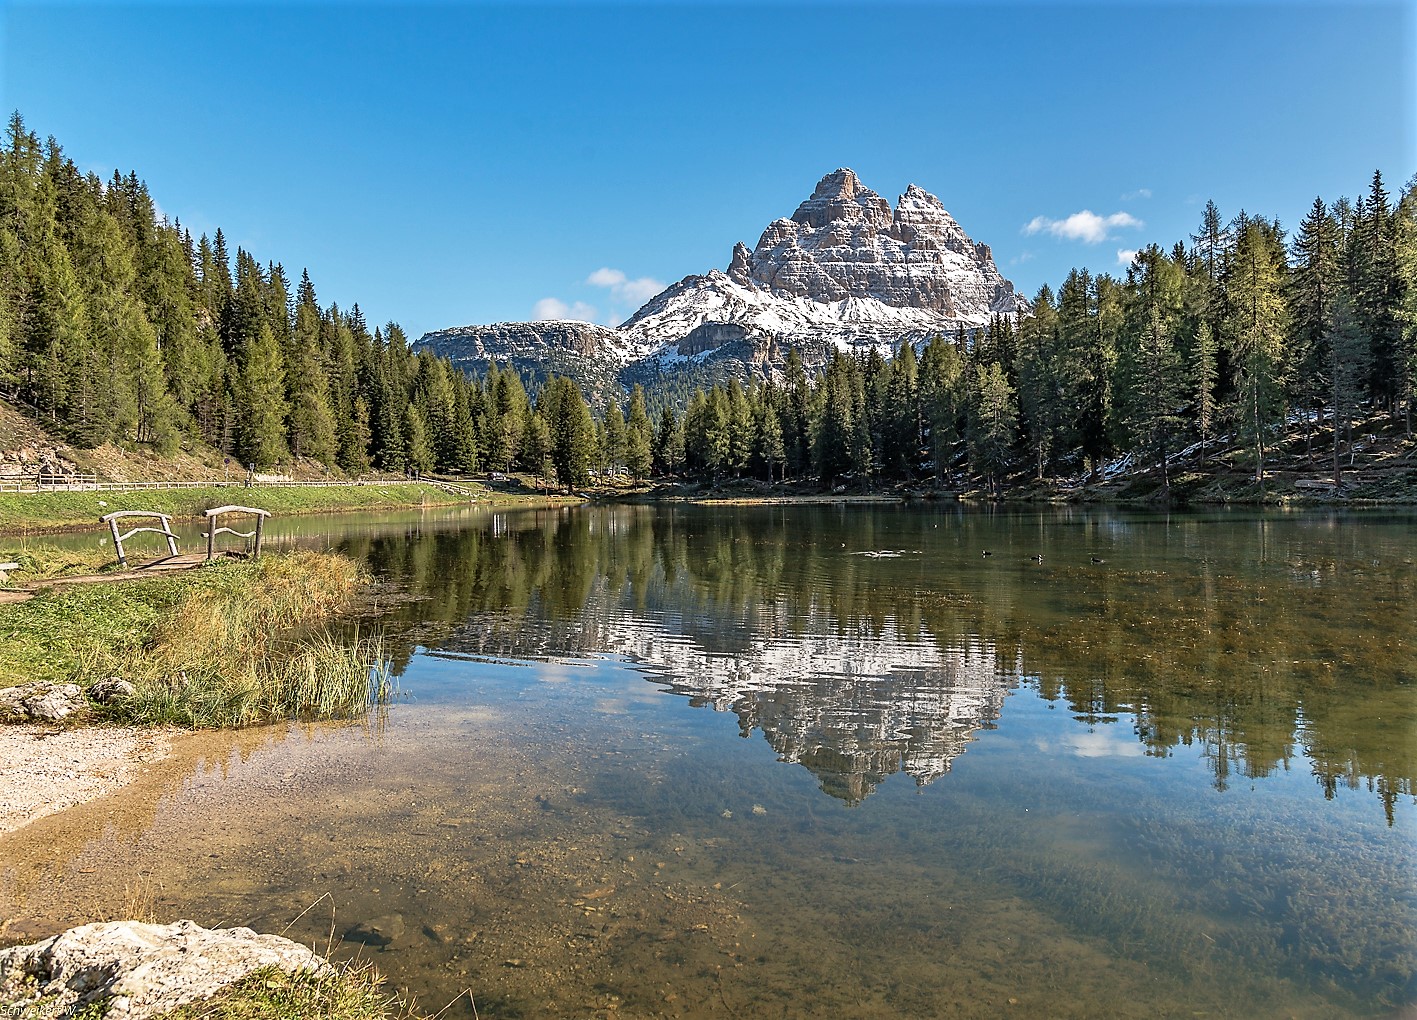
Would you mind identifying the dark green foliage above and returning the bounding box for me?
[539,375,595,487]
[0,111,1409,495]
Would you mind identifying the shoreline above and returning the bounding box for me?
[0,485,584,536]
[0,722,176,837]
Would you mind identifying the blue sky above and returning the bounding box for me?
[2,1,1412,340]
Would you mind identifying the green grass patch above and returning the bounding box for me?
[152,963,427,1020]
[0,542,117,582]
[0,575,187,688]
[0,551,390,727]
[0,483,474,531]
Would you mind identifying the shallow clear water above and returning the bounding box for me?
[3,503,1414,1018]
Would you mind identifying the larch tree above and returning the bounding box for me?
[1328,291,1369,485]
[968,361,1016,498]
[1394,178,1417,435]
[1228,220,1290,485]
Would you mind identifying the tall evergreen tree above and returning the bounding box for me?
[539,375,594,487]
[1350,171,1401,409]
[1286,197,1342,440]
[1115,245,1187,491]
[1328,291,1369,485]
[624,384,654,480]
[1395,177,1417,435]
[234,322,288,468]
[1228,220,1290,484]
[968,362,1016,497]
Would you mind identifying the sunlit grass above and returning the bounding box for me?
[151,962,428,1020]
[0,482,472,530]
[0,551,390,727]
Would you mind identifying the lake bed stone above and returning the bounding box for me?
[0,918,326,1019]
[0,682,88,722]
[344,913,405,947]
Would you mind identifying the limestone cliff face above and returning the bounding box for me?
[618,168,1025,351]
[415,169,1025,393]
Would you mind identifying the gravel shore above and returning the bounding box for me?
[0,724,173,835]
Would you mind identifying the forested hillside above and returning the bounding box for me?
[1,112,1412,496]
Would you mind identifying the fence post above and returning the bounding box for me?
[108,515,126,566]
[160,514,179,558]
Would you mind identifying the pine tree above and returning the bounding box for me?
[1228,220,1289,484]
[339,395,373,474]
[602,400,627,476]
[521,410,551,488]
[814,353,857,488]
[1016,284,1061,480]
[450,376,479,473]
[882,340,920,478]
[403,402,434,474]
[969,362,1016,497]
[1115,245,1187,492]
[758,404,785,482]
[1350,171,1401,409]
[1395,177,1417,435]
[1287,197,1343,431]
[918,333,965,482]
[234,322,289,468]
[725,378,754,475]
[286,273,337,464]
[654,405,683,476]
[1194,321,1218,463]
[539,375,594,487]
[1328,291,1369,485]
[1189,199,1235,398]
[624,384,654,480]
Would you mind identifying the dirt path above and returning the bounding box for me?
[0,553,236,604]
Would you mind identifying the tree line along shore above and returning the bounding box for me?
[0,112,1413,505]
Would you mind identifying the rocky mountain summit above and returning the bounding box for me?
[416,169,1025,395]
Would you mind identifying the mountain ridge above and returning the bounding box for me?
[415,169,1026,396]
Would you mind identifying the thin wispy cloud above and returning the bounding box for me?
[1120,188,1152,202]
[532,297,598,322]
[587,267,665,307]
[1023,210,1144,244]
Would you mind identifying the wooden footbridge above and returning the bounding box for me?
[102,506,271,570]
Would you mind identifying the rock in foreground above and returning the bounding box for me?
[0,919,326,1019]
[0,682,88,723]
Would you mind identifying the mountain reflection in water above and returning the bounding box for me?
[344,502,1414,817]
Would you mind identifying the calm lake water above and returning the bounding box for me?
[3,503,1414,1018]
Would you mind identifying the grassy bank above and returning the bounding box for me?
[0,482,478,532]
[0,551,388,727]
[152,963,428,1020]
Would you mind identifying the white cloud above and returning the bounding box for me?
[1035,729,1144,759]
[1121,188,1152,202]
[586,267,626,288]
[1023,210,1144,244]
[586,266,665,307]
[1116,248,1140,267]
[532,297,598,322]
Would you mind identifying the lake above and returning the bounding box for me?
[2,502,1414,1018]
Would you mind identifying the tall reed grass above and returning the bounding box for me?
[94,551,391,728]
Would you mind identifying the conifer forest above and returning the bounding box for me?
[1,113,1413,493]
